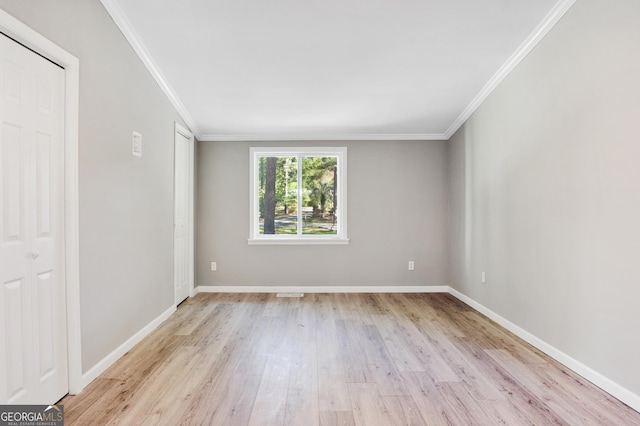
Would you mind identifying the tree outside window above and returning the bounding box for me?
[249,147,348,244]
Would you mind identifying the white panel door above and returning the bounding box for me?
[0,34,67,404]
[174,127,191,304]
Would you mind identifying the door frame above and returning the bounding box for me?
[0,10,82,394]
[174,122,195,304]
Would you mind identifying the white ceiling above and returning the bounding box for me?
[102,0,575,141]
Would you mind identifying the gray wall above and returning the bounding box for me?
[0,0,185,371]
[449,0,640,396]
[197,140,449,288]
[6,0,639,402]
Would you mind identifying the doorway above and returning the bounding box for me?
[0,32,67,404]
[0,9,81,400]
[173,123,194,305]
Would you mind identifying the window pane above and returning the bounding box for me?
[259,156,298,235]
[302,156,337,235]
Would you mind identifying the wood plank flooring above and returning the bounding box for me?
[60,293,640,425]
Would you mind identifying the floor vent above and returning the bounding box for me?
[276,292,305,298]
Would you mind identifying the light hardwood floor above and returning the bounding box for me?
[61,293,640,425]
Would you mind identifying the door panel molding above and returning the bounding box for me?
[0,9,82,395]
[174,122,194,304]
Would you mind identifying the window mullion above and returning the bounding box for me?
[249,147,347,244]
[297,154,302,236]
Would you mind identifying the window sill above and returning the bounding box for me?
[248,237,350,245]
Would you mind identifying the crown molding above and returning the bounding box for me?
[444,0,577,139]
[101,0,575,142]
[100,0,200,136]
[197,133,447,142]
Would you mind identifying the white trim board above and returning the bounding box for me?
[99,0,199,137]
[77,280,640,412]
[99,0,575,142]
[0,9,82,395]
[195,285,450,294]
[447,288,640,413]
[81,305,176,389]
[443,0,576,139]
[195,283,640,412]
[198,133,446,142]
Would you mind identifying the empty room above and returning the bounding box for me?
[1,0,640,424]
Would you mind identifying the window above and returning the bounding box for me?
[249,147,348,244]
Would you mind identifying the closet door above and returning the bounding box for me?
[1,33,68,404]
[174,125,192,305]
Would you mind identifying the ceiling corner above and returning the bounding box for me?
[100,0,201,136]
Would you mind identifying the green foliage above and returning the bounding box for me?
[258,155,337,234]
[302,157,336,216]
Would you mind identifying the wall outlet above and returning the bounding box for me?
[481,271,486,283]
[408,261,415,271]
[210,261,217,271]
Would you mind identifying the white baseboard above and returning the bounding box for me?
[80,305,176,390]
[195,285,450,294]
[77,285,640,413]
[448,287,640,413]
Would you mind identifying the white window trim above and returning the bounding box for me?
[249,147,349,245]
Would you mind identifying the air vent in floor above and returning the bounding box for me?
[276,292,304,298]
